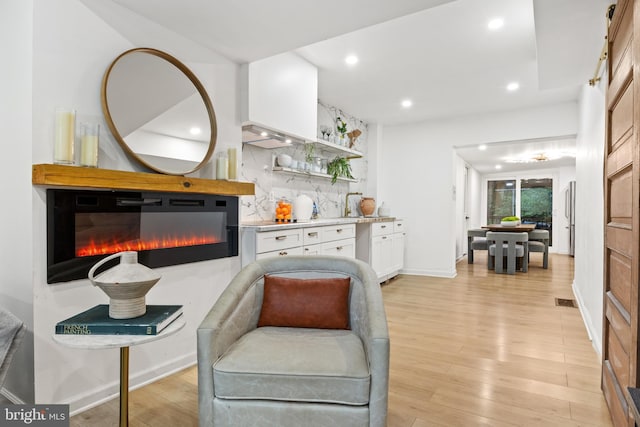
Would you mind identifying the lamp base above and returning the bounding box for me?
[109,297,146,319]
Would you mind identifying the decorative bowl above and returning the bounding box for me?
[500,220,520,226]
[276,153,292,167]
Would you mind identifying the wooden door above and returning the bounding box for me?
[603,1,639,425]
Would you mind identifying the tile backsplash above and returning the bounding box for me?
[240,101,369,221]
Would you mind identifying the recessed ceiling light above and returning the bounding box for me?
[478,144,487,151]
[401,99,413,108]
[495,165,502,170]
[345,55,358,65]
[189,127,201,135]
[506,82,520,91]
[488,18,504,30]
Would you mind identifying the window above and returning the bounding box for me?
[487,180,516,224]
[486,177,553,246]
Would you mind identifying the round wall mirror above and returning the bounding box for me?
[101,48,217,175]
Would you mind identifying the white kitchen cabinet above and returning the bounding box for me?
[356,219,405,283]
[242,223,356,266]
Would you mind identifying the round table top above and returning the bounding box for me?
[52,318,185,349]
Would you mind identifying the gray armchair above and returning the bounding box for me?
[0,308,26,388]
[197,256,390,427]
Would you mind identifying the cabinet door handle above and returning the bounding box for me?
[336,228,343,233]
[275,235,287,241]
[382,236,387,240]
[307,232,318,237]
[279,251,288,256]
[381,225,387,229]
[336,246,343,251]
[396,224,402,227]
[304,248,309,252]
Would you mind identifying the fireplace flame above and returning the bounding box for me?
[76,234,220,257]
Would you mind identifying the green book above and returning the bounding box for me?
[55,304,183,335]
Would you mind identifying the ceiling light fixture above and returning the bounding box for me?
[488,18,504,30]
[504,150,576,163]
[478,144,487,151]
[401,99,413,108]
[506,82,520,91]
[345,55,359,65]
[495,165,502,170]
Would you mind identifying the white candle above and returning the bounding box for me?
[54,108,75,164]
[80,135,99,167]
[227,148,237,180]
[216,156,228,180]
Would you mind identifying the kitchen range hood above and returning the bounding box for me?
[242,121,307,149]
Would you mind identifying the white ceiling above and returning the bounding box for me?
[84,0,611,173]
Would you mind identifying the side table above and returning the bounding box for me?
[53,318,185,427]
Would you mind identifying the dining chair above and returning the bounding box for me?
[486,232,529,274]
[467,229,488,264]
[527,229,549,269]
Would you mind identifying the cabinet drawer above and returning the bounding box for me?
[303,243,323,256]
[322,238,355,258]
[255,229,303,253]
[323,224,355,242]
[303,227,324,245]
[372,222,393,237]
[256,246,304,260]
[394,220,405,233]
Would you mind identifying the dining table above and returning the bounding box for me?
[482,223,536,232]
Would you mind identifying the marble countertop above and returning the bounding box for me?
[241,216,396,231]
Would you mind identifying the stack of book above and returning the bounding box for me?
[55,304,183,335]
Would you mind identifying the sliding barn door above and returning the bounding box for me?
[603,1,640,425]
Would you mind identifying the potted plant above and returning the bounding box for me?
[327,156,354,184]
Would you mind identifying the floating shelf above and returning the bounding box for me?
[32,164,255,196]
[272,166,358,183]
[311,138,363,159]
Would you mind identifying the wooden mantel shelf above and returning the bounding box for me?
[32,164,255,196]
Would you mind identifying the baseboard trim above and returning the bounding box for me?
[69,352,196,416]
[572,280,602,357]
[401,268,457,279]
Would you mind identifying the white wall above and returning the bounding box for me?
[480,166,576,255]
[30,0,242,412]
[0,0,35,403]
[379,102,578,278]
[573,80,605,355]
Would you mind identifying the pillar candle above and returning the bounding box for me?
[79,123,99,167]
[54,108,75,164]
[216,156,228,180]
[227,148,237,180]
[80,135,99,167]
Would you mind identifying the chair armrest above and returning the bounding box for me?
[197,262,265,426]
[347,260,390,427]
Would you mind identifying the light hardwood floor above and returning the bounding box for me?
[71,253,612,426]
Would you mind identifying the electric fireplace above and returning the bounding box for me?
[47,189,238,283]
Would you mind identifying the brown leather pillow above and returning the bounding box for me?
[258,275,351,329]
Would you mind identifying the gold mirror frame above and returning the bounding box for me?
[101,48,217,175]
